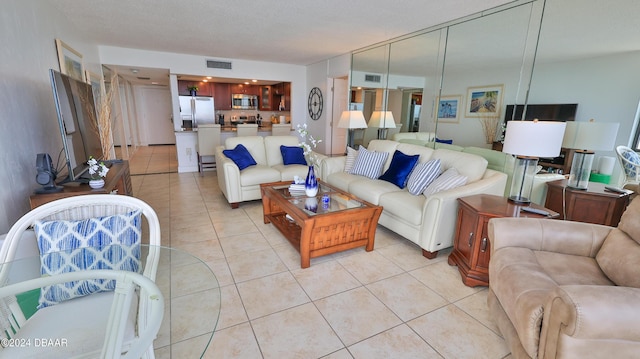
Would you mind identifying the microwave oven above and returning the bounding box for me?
[232,94,258,109]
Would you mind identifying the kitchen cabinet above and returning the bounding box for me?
[260,85,272,111]
[177,80,212,97]
[214,83,232,110]
[230,84,259,96]
[448,194,558,287]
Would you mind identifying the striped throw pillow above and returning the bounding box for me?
[344,146,359,172]
[423,167,467,196]
[349,146,389,179]
[406,159,441,195]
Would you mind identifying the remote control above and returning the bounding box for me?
[520,207,550,216]
[604,186,627,194]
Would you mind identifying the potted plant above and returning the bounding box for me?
[187,85,199,96]
[87,156,109,189]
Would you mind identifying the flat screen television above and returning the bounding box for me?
[49,69,103,183]
[504,103,578,122]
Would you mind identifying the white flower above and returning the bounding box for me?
[296,124,322,167]
[86,156,109,179]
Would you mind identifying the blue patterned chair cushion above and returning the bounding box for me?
[622,150,640,179]
[33,210,142,308]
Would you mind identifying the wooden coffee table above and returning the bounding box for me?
[261,180,382,268]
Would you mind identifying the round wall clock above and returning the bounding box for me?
[307,87,323,120]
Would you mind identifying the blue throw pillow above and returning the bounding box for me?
[223,144,257,170]
[33,210,142,308]
[379,150,420,188]
[280,145,307,165]
[435,138,453,144]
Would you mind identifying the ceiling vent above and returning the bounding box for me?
[364,74,381,83]
[206,59,232,70]
[137,76,151,80]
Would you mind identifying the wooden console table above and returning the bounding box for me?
[544,179,631,227]
[448,194,558,287]
[29,161,133,209]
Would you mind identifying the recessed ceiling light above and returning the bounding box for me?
[130,69,139,74]
[244,81,250,85]
[151,82,159,85]
[252,79,257,83]
[203,79,208,82]
[206,76,212,79]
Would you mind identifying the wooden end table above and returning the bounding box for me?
[448,194,559,287]
[261,180,382,268]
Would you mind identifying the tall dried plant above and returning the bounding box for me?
[97,73,117,160]
[82,73,116,160]
[478,116,500,144]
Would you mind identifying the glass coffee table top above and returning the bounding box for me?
[270,182,366,216]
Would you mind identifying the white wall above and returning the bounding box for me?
[99,46,307,128]
[0,0,101,233]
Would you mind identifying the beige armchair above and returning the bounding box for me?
[487,196,640,358]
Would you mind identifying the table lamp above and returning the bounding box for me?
[369,111,396,139]
[561,119,619,189]
[502,120,566,203]
[338,110,367,149]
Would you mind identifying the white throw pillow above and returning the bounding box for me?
[423,167,467,196]
[406,159,441,195]
[349,146,389,179]
[344,146,359,172]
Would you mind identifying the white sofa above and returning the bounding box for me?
[321,140,507,258]
[216,135,326,208]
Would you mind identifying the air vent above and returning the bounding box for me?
[364,74,381,83]
[137,76,151,80]
[206,59,232,70]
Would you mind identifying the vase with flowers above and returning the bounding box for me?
[296,124,322,197]
[87,156,110,189]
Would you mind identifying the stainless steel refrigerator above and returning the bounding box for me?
[179,96,215,129]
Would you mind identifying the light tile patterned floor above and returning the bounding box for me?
[128,145,512,358]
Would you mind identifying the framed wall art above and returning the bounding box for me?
[435,95,462,123]
[465,84,503,118]
[55,39,85,82]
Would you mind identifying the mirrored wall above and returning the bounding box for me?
[349,0,640,149]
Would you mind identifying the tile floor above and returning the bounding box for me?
[128,145,512,358]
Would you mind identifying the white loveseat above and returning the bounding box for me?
[321,140,507,258]
[216,135,326,208]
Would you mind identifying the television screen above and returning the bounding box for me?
[504,103,578,122]
[49,69,103,182]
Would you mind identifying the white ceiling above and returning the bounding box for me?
[48,0,514,84]
[49,0,640,86]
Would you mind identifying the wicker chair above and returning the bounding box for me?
[0,194,162,358]
[615,145,640,191]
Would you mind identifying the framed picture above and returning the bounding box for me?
[465,84,504,118]
[435,95,462,123]
[55,39,85,82]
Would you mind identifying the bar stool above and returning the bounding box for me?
[271,123,292,136]
[236,124,258,136]
[197,124,221,171]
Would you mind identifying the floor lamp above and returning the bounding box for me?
[338,110,367,149]
[369,111,396,139]
[502,120,567,203]
[561,119,619,189]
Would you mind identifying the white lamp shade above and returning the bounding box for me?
[502,120,566,157]
[561,121,619,151]
[369,111,396,128]
[338,110,367,129]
